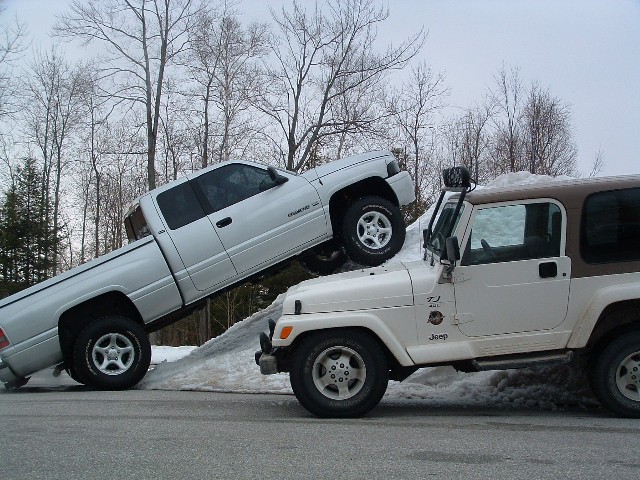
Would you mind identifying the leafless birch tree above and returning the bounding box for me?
[387,62,447,219]
[55,0,200,190]
[258,0,424,172]
[187,5,268,167]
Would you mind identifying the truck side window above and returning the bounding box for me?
[463,202,562,265]
[157,182,206,230]
[194,164,273,213]
[581,187,640,263]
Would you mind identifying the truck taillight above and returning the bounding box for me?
[0,327,10,350]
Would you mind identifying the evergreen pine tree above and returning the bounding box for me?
[0,157,60,295]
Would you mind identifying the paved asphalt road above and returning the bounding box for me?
[1,370,640,480]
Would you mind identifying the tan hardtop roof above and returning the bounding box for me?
[461,174,640,208]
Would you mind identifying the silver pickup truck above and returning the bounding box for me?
[0,151,414,390]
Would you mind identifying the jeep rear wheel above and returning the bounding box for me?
[72,316,151,390]
[290,329,388,417]
[591,331,640,418]
[341,196,405,266]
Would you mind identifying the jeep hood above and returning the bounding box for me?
[282,263,414,315]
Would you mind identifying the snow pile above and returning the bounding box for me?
[151,346,197,364]
[140,171,598,411]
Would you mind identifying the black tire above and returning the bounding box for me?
[65,365,86,385]
[299,241,348,275]
[290,329,389,418]
[590,331,640,417]
[341,196,405,266]
[72,316,151,390]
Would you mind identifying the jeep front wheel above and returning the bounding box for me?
[341,196,405,266]
[72,316,151,390]
[591,331,640,418]
[290,329,388,417]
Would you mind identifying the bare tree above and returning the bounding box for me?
[489,64,525,174]
[0,7,27,118]
[586,149,605,178]
[445,103,493,183]
[523,82,577,176]
[187,4,268,167]
[55,0,200,190]
[22,48,88,273]
[258,0,424,172]
[386,62,447,221]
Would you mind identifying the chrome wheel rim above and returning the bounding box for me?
[615,351,640,401]
[312,346,366,400]
[356,211,392,250]
[92,333,135,376]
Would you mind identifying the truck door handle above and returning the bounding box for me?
[216,217,232,228]
[539,261,557,278]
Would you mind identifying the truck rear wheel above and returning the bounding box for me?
[290,329,388,417]
[591,331,640,418]
[72,316,151,390]
[341,196,405,266]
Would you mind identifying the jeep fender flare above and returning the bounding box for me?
[567,283,640,348]
[271,312,415,367]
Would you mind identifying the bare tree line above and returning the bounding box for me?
[0,0,599,343]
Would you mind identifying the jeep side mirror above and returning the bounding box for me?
[445,236,460,265]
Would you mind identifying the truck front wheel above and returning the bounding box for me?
[72,316,151,390]
[290,329,388,417]
[341,196,405,266]
[591,331,640,418]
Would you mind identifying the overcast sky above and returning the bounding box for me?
[3,0,639,177]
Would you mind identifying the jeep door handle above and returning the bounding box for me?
[539,261,557,278]
[216,217,232,228]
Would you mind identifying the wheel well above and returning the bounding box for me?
[328,177,399,237]
[289,326,403,373]
[58,292,143,365]
[587,300,640,354]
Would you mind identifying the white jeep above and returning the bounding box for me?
[257,166,640,418]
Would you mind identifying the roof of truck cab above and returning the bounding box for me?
[462,174,640,208]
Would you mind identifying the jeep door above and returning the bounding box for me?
[191,162,327,275]
[453,200,571,337]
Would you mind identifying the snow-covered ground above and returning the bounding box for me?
[140,172,599,411]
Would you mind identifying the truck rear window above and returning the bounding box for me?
[581,187,640,264]
[124,205,150,242]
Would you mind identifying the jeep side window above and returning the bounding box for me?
[581,187,640,263]
[194,164,273,213]
[463,202,562,265]
[156,182,206,230]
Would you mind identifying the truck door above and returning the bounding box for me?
[153,180,237,298]
[453,200,571,337]
[191,163,327,275]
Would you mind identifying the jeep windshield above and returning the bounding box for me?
[426,201,464,256]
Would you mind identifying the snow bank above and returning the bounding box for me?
[139,171,598,411]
